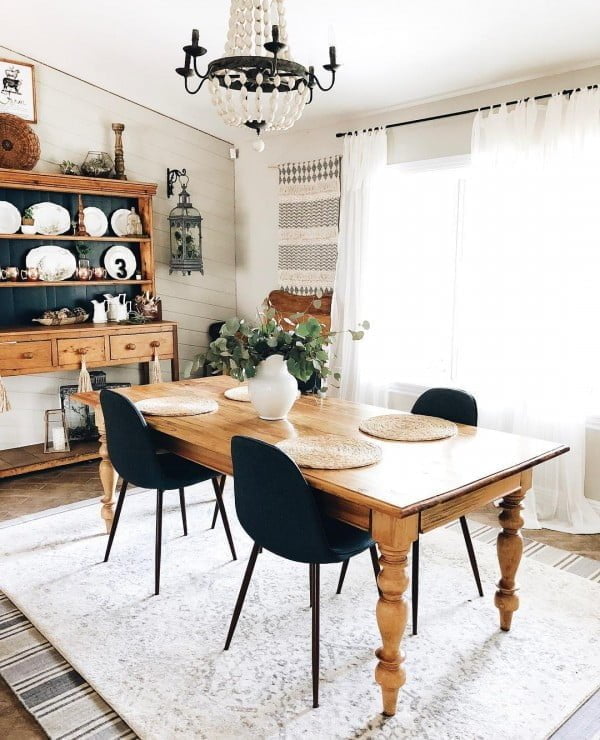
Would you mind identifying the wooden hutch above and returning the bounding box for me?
[0,168,178,477]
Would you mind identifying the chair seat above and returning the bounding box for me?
[155,453,217,490]
[322,516,375,561]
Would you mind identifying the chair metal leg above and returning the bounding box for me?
[411,538,419,636]
[369,545,382,596]
[155,489,164,596]
[224,542,260,650]
[336,559,349,595]
[179,488,188,536]
[211,476,237,560]
[311,563,320,708]
[210,501,219,529]
[459,516,483,597]
[210,475,225,529]
[104,479,128,562]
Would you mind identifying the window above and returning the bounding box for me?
[364,157,468,386]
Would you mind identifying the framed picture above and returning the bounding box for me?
[0,58,37,123]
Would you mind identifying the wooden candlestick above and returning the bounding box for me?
[75,194,89,236]
[112,123,127,180]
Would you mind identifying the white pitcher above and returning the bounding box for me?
[104,293,128,321]
[91,299,108,324]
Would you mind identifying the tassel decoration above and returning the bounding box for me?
[77,355,93,393]
[0,374,11,413]
[151,347,163,384]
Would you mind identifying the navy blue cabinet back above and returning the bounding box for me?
[0,188,139,327]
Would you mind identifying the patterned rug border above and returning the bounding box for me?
[1,497,598,739]
[0,592,136,739]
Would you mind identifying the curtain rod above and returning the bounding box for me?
[335,84,598,138]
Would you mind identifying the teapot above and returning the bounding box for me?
[104,293,130,322]
[91,298,108,324]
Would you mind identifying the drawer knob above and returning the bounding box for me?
[150,340,161,348]
[76,348,88,355]
[22,352,34,359]
[126,343,136,350]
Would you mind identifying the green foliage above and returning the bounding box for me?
[200,300,369,388]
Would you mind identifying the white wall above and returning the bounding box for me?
[0,47,236,450]
[234,63,600,504]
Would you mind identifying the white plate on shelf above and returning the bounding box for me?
[0,201,21,234]
[29,203,71,235]
[110,208,131,237]
[26,245,76,281]
[83,207,108,237]
[104,245,136,279]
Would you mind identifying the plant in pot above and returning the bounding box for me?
[21,207,36,235]
[202,304,369,420]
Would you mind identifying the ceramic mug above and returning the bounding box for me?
[1,266,19,282]
[92,266,107,280]
[77,266,91,281]
[20,267,40,281]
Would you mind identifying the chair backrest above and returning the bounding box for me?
[411,387,478,426]
[267,289,332,332]
[100,389,164,488]
[231,435,336,564]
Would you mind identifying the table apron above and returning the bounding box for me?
[419,473,522,533]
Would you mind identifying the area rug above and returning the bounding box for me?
[0,592,136,739]
[0,486,598,740]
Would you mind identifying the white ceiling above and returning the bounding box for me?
[4,0,600,144]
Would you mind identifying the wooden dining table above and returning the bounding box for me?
[74,375,568,717]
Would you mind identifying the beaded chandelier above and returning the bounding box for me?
[176,0,339,150]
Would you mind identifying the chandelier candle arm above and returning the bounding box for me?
[175,0,340,146]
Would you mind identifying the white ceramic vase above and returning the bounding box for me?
[248,354,298,420]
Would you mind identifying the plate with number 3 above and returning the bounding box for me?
[104,245,137,280]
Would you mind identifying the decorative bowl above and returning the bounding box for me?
[33,313,89,326]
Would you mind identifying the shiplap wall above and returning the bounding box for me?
[0,47,236,450]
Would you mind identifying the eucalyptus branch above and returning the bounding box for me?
[197,306,369,387]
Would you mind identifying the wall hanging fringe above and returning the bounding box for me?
[77,355,93,393]
[151,347,163,384]
[0,374,11,413]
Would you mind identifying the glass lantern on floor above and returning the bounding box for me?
[43,409,70,453]
[168,173,203,275]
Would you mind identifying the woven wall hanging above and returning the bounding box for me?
[0,113,40,170]
[277,155,341,295]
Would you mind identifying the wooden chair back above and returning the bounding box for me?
[267,290,332,332]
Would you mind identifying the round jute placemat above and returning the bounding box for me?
[277,435,382,469]
[359,413,457,441]
[224,385,251,402]
[136,397,218,417]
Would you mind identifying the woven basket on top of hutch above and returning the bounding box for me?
[0,167,178,479]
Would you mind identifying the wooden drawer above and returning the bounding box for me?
[110,331,174,361]
[0,340,52,372]
[57,336,106,366]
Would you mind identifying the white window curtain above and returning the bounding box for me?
[456,89,600,533]
[332,128,388,404]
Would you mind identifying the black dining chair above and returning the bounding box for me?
[100,389,237,596]
[224,435,380,709]
[409,388,483,633]
[336,387,484,636]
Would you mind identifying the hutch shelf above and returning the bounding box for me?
[0,168,179,477]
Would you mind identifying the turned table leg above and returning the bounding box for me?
[372,512,418,716]
[495,469,531,631]
[95,406,118,534]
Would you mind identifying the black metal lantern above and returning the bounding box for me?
[167,168,203,275]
